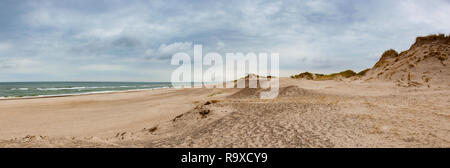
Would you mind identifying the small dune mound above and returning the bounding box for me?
[226,74,278,99]
[278,85,317,97]
[233,74,274,88]
[227,88,262,99]
[372,49,399,69]
[172,100,222,123]
[364,34,450,88]
[228,85,317,99]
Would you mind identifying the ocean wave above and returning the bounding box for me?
[11,88,29,91]
[35,86,130,91]
[0,87,171,100]
[120,86,137,88]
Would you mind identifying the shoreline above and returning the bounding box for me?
[0,85,224,141]
[0,81,224,101]
[0,87,172,101]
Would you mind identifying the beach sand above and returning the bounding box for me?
[0,78,449,148]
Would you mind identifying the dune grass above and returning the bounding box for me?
[291,69,367,81]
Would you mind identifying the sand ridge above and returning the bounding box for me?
[1,35,449,148]
[1,77,448,148]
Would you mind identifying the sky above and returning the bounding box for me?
[0,0,449,82]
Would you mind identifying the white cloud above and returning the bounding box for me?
[146,42,193,60]
[261,1,282,15]
[216,41,225,50]
[0,43,11,51]
[305,0,336,14]
[398,0,450,31]
[75,28,123,39]
[0,58,42,73]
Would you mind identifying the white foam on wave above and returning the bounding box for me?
[11,88,29,91]
[0,86,172,100]
[34,85,151,91]
[36,86,116,91]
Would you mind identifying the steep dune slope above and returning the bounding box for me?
[365,34,450,88]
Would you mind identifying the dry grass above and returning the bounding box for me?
[199,109,211,118]
[204,100,220,105]
[372,49,399,69]
[381,49,399,59]
[357,68,371,76]
[291,72,314,79]
[415,34,449,42]
[412,34,450,49]
[172,114,184,122]
[208,92,223,97]
[438,55,447,61]
[370,125,384,134]
[292,70,358,80]
[359,114,375,120]
[143,126,158,133]
[317,70,357,80]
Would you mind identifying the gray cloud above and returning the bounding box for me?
[0,59,11,69]
[0,0,449,81]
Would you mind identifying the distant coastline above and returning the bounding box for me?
[0,87,173,100]
[0,82,173,100]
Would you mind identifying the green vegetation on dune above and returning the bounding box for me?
[314,70,356,80]
[290,72,314,80]
[415,34,450,42]
[291,69,370,81]
[290,34,449,82]
[357,68,371,76]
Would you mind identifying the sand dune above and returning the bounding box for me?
[1,77,448,148]
[147,78,449,148]
[365,34,450,88]
[1,35,449,148]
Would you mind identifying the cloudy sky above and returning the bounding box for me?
[0,0,449,82]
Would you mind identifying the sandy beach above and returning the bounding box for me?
[0,86,232,147]
[1,34,449,148]
[1,77,449,148]
[1,0,450,150]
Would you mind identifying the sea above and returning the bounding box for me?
[0,82,173,99]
